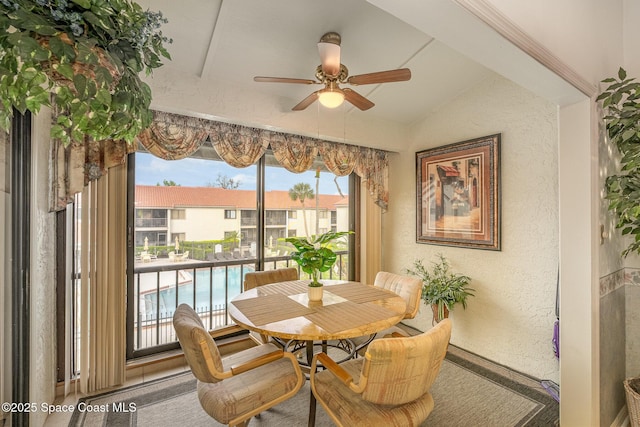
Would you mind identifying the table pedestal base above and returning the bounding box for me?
[282,339,356,427]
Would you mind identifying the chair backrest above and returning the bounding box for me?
[243,267,299,291]
[360,318,452,405]
[172,304,224,383]
[374,271,423,319]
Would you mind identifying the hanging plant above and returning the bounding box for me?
[0,0,171,145]
[597,67,640,257]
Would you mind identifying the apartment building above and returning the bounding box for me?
[134,185,349,252]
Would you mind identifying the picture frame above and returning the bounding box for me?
[416,134,500,250]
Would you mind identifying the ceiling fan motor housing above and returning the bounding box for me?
[319,32,341,46]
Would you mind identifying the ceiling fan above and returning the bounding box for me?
[254,32,411,111]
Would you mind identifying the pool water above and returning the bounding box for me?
[138,266,253,319]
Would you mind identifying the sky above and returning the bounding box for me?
[134,152,349,196]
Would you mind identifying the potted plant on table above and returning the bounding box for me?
[0,0,171,145]
[405,253,474,324]
[285,230,353,301]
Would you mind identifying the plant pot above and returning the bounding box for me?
[432,304,449,323]
[308,285,324,302]
[37,34,122,92]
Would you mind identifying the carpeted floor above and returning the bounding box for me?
[68,345,558,427]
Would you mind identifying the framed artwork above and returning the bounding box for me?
[416,134,500,250]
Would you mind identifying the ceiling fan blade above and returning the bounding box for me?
[318,32,341,77]
[254,76,318,85]
[346,68,411,85]
[292,91,320,111]
[343,88,374,111]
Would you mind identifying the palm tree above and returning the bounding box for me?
[315,168,320,236]
[289,182,315,238]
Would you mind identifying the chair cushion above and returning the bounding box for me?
[244,267,299,291]
[197,356,302,424]
[173,304,224,383]
[362,320,451,405]
[374,271,422,319]
[313,358,435,426]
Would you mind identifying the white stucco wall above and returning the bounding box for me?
[384,74,559,381]
[171,207,233,240]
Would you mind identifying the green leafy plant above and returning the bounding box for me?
[0,0,171,145]
[285,231,352,287]
[597,67,640,257]
[405,254,474,322]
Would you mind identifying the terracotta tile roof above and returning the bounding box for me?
[135,185,348,210]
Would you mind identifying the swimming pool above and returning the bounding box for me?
[137,265,254,319]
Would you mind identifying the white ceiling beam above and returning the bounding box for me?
[367,0,592,106]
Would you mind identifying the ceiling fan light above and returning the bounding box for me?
[317,41,341,76]
[318,89,345,108]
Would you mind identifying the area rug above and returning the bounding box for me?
[68,348,558,427]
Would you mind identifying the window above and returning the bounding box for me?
[241,210,256,226]
[127,149,355,358]
[266,210,286,225]
[264,151,351,279]
[171,233,185,243]
[171,209,186,219]
[136,208,167,227]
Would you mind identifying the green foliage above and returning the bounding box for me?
[0,0,171,145]
[405,254,474,321]
[288,182,314,204]
[598,67,640,257]
[285,231,353,287]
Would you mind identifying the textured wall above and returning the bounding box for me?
[384,75,559,381]
[29,111,57,427]
[0,189,8,423]
[599,270,626,426]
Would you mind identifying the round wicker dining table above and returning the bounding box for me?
[228,279,406,427]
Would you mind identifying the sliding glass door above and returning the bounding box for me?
[126,146,355,358]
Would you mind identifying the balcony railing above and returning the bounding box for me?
[135,218,168,228]
[131,251,349,355]
[240,217,257,226]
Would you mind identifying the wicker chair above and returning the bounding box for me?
[310,318,452,427]
[243,267,299,291]
[351,271,423,354]
[173,304,304,427]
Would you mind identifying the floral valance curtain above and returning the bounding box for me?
[50,110,390,211]
[50,135,134,211]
